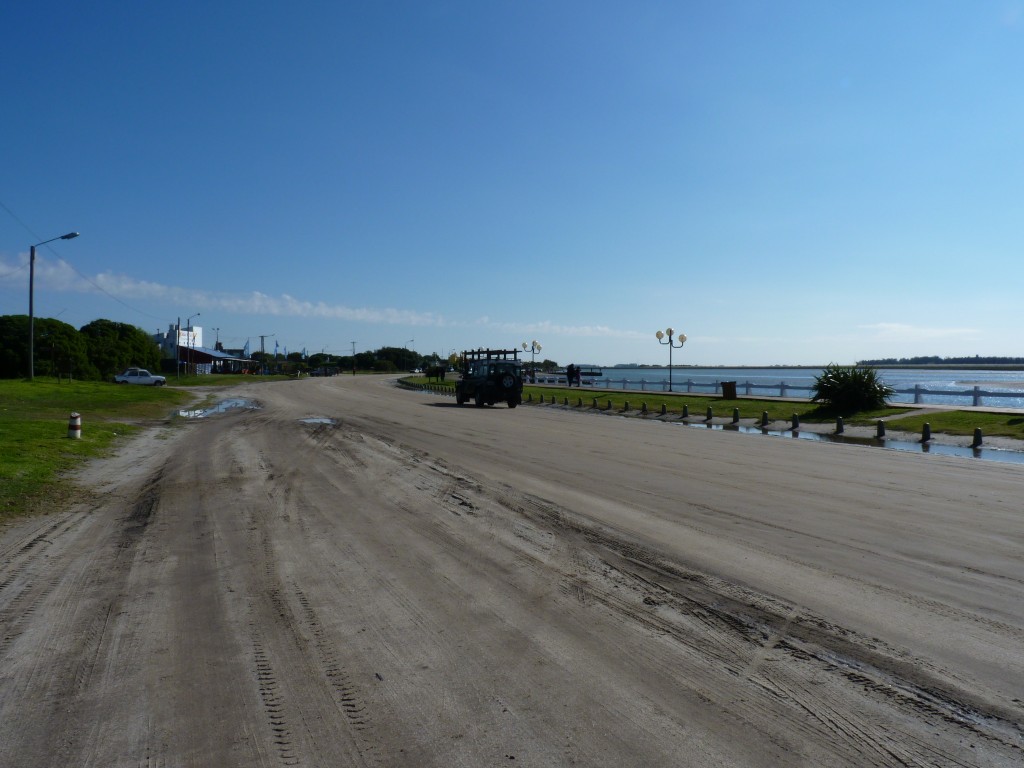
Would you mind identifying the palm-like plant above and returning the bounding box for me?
[811,364,894,413]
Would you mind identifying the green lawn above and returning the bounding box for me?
[0,379,197,521]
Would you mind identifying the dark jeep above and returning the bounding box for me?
[455,349,523,408]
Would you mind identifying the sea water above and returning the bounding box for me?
[584,368,1024,408]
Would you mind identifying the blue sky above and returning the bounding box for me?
[3,1,1023,366]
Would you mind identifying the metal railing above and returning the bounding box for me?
[405,377,1024,408]
[583,378,1023,407]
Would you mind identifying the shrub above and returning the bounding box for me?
[811,364,894,412]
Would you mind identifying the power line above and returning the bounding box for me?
[1,197,172,324]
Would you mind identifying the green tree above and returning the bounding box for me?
[0,315,29,378]
[79,319,161,379]
[0,315,96,379]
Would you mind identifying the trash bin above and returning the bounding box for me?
[721,381,737,399]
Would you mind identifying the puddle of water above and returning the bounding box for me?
[299,417,337,425]
[678,421,1024,465]
[178,398,260,419]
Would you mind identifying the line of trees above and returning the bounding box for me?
[0,315,161,380]
[3,313,566,381]
[857,355,1024,366]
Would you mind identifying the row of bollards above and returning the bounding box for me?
[521,394,987,448]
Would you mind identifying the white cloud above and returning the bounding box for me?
[857,322,980,341]
[0,255,645,338]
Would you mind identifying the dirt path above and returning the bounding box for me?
[1,375,1022,766]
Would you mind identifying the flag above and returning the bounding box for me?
[274,340,279,358]
[284,347,288,358]
[302,347,307,359]
[243,339,250,357]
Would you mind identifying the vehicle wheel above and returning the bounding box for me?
[475,390,485,407]
[501,374,515,389]
[508,398,518,409]
[117,380,128,384]
[456,391,466,405]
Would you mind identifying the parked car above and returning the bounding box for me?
[114,367,166,386]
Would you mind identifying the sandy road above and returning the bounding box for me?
[1,374,1022,767]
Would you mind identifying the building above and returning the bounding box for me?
[154,324,253,374]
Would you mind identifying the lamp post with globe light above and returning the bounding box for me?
[655,327,686,392]
[522,340,542,383]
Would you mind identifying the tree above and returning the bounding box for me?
[0,315,95,380]
[0,315,29,378]
[79,319,161,379]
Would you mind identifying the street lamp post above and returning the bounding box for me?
[522,340,542,383]
[655,327,687,392]
[186,312,200,374]
[28,232,79,380]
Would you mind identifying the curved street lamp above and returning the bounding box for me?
[522,340,542,383]
[655,327,686,392]
[29,232,79,380]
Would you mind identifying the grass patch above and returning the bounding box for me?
[878,410,1024,439]
[0,379,194,522]
[163,372,295,387]
[522,387,911,422]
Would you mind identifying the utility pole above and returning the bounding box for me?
[259,334,274,375]
[351,341,357,376]
[176,317,181,381]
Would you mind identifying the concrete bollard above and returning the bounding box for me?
[606,399,612,411]
[732,407,739,424]
[577,397,583,407]
[706,405,713,421]
[682,404,689,418]
[761,411,769,428]
[592,398,598,408]
[563,396,569,406]
[527,393,533,403]
[641,402,648,414]
[624,401,630,411]
[67,412,82,439]
[836,416,844,434]
[922,423,931,442]
[972,427,983,448]
[877,420,886,438]
[791,413,799,430]
[660,403,666,416]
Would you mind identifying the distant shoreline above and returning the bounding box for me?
[607,364,1024,371]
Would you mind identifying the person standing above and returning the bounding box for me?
[566,363,575,387]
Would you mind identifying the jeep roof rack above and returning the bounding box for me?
[460,348,521,362]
